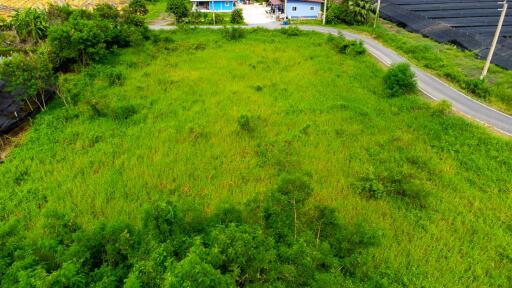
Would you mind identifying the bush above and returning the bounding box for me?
[327,34,366,56]
[237,114,252,132]
[325,0,373,25]
[383,63,417,97]
[280,26,302,36]
[463,79,491,99]
[167,0,190,23]
[94,3,121,21]
[10,8,49,43]
[223,27,245,41]
[347,0,374,24]
[230,8,244,24]
[325,3,347,25]
[128,0,149,16]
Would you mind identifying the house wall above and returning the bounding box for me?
[209,0,234,11]
[285,1,321,18]
[191,0,234,11]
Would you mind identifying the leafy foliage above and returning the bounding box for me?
[280,26,302,36]
[327,34,366,56]
[0,177,378,287]
[230,8,244,24]
[326,0,374,25]
[383,63,417,97]
[0,50,54,110]
[47,6,148,70]
[167,0,190,23]
[129,0,149,16]
[10,8,49,43]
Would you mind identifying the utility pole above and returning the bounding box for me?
[373,0,381,33]
[481,0,508,80]
[322,0,327,25]
[212,0,216,25]
[284,0,288,19]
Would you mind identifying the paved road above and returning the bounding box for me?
[149,24,512,136]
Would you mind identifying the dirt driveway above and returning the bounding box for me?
[240,4,275,24]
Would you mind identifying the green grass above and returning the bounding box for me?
[145,0,168,21]
[1,28,512,286]
[340,21,512,114]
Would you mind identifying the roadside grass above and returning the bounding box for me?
[342,21,512,114]
[0,28,511,286]
[145,0,169,21]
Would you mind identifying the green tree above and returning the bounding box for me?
[165,252,233,288]
[0,51,54,110]
[264,175,313,242]
[10,8,49,43]
[167,0,190,24]
[47,12,108,68]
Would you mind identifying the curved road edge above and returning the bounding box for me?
[149,23,512,136]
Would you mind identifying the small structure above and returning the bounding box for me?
[268,0,322,19]
[191,0,236,11]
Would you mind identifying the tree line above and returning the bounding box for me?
[0,174,380,287]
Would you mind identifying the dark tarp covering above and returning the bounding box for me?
[0,80,53,134]
[381,0,512,70]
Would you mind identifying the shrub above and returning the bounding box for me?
[128,0,149,16]
[94,3,121,21]
[10,8,49,43]
[167,0,190,23]
[223,27,245,41]
[347,0,374,24]
[280,26,302,36]
[463,79,491,99]
[230,8,244,24]
[357,175,385,199]
[326,0,373,25]
[383,63,417,97]
[328,34,366,56]
[237,114,251,132]
[325,3,347,25]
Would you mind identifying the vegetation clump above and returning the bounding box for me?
[0,177,379,287]
[280,26,302,36]
[327,34,366,55]
[10,8,49,43]
[167,0,191,24]
[223,27,245,41]
[230,8,244,24]
[383,62,417,97]
[326,0,374,25]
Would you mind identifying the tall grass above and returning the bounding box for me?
[0,28,511,286]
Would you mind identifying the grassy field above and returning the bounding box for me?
[1,28,512,286]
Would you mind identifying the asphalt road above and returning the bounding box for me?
[149,24,512,136]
